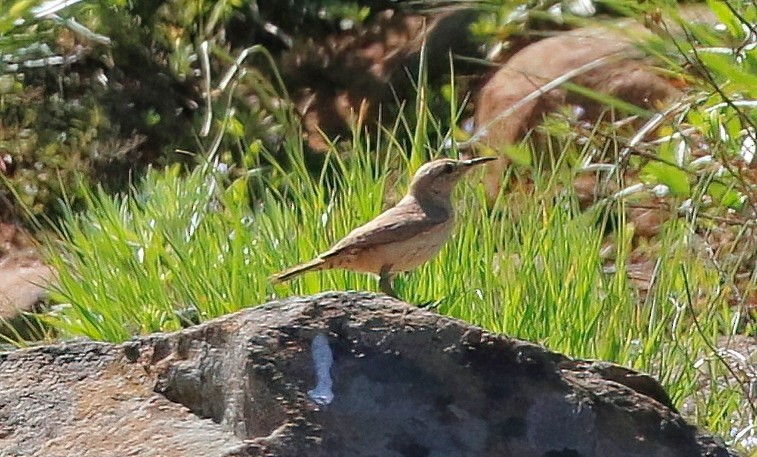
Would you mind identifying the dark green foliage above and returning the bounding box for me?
[0,0,394,222]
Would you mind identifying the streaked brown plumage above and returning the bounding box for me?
[270,157,495,297]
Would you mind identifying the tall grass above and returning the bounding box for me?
[36,121,754,449]
[20,1,757,449]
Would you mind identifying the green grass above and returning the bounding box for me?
[6,0,755,450]
[35,129,754,450]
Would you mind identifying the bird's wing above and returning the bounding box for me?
[321,203,444,257]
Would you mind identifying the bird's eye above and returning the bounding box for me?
[443,163,455,174]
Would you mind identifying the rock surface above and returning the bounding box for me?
[0,255,54,340]
[0,222,55,339]
[0,292,738,457]
[474,24,682,201]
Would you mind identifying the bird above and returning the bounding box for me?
[269,156,496,298]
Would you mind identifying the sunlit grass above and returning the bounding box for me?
[34,125,754,450]
[0,0,754,451]
[19,0,757,448]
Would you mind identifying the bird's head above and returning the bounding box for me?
[408,156,497,201]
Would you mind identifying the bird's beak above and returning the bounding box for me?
[461,156,497,167]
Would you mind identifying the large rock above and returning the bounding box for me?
[0,222,56,339]
[0,256,55,340]
[0,292,737,456]
[473,24,682,201]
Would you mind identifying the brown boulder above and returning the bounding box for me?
[0,223,55,339]
[474,24,682,201]
[0,260,53,336]
[0,292,737,456]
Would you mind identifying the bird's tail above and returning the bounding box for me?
[269,258,327,283]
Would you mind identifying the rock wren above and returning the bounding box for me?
[270,157,495,297]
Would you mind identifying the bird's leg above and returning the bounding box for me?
[378,265,398,298]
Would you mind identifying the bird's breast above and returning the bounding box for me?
[371,217,455,273]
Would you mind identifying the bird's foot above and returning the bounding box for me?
[378,266,398,299]
[418,299,443,309]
